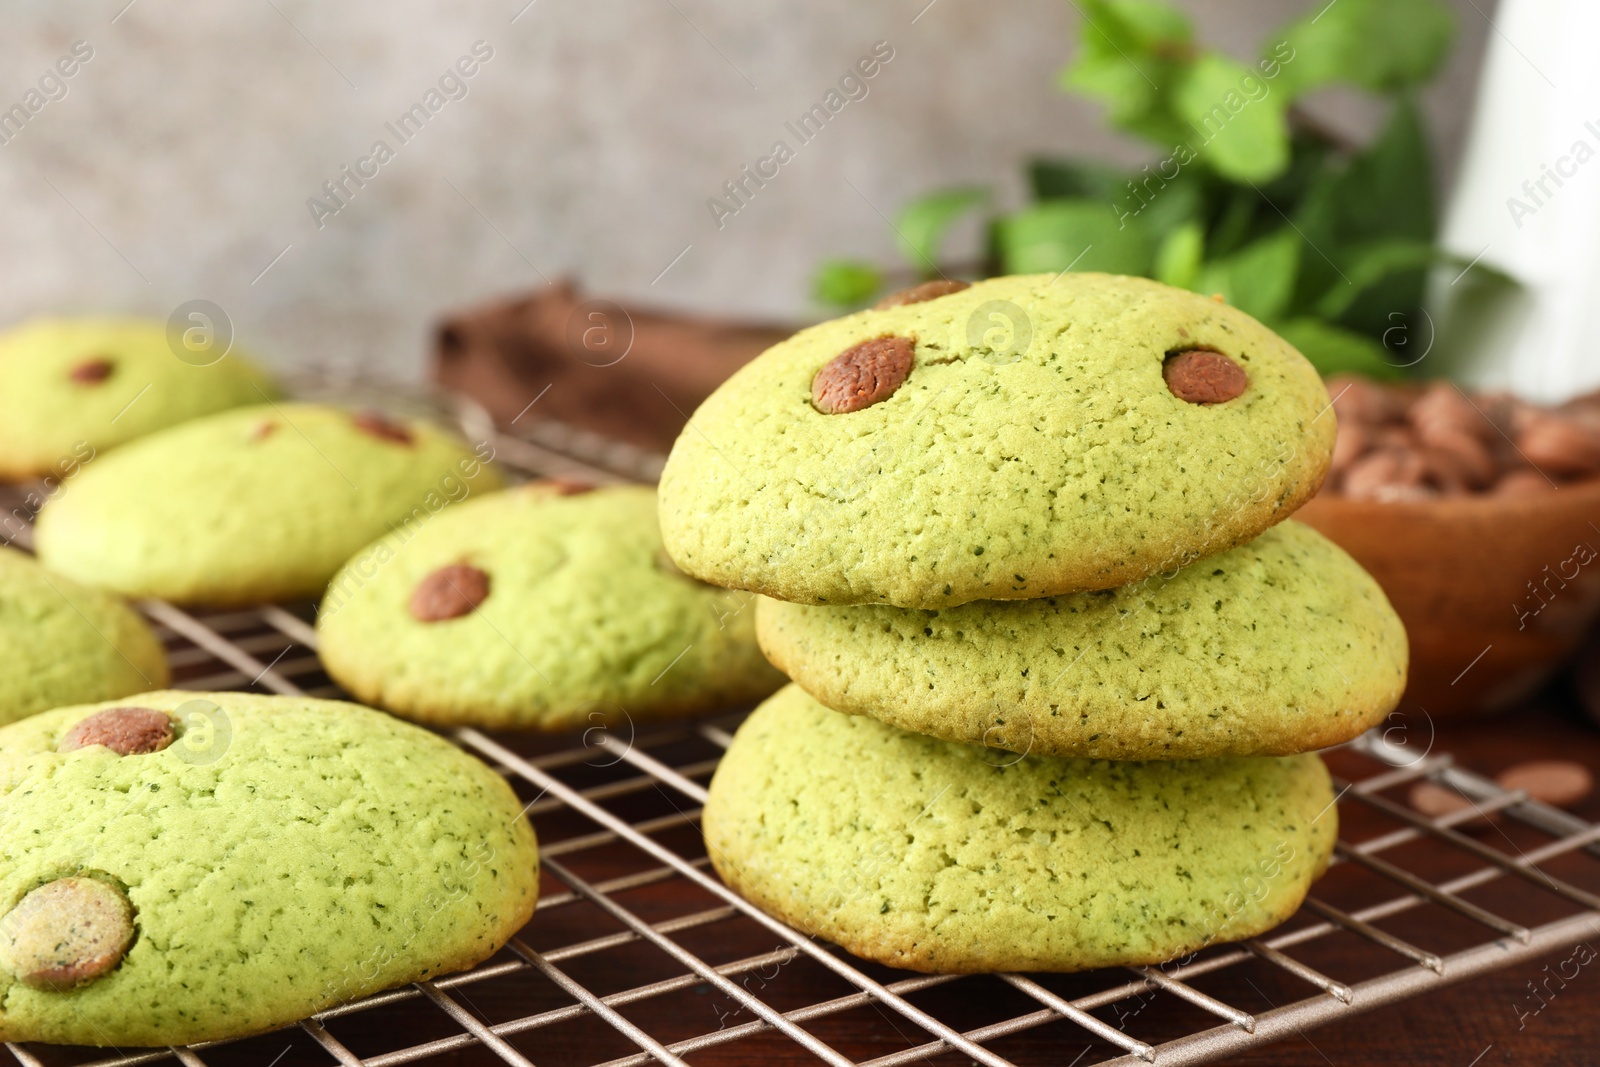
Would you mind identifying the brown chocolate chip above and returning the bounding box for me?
[58,707,175,756]
[0,878,134,988]
[1326,374,1409,426]
[1342,449,1435,502]
[533,478,597,496]
[1419,428,1495,490]
[1329,422,1369,476]
[1407,781,1495,830]
[1411,382,1491,446]
[1517,415,1600,477]
[1162,348,1248,404]
[250,420,278,442]
[1492,468,1557,497]
[1496,760,1594,809]
[811,336,915,415]
[68,358,115,385]
[351,410,415,446]
[410,565,490,622]
[873,280,971,310]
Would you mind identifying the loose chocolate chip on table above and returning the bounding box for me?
[1407,780,1463,817]
[351,410,415,446]
[58,707,175,756]
[410,565,491,622]
[68,358,115,384]
[0,878,135,988]
[1495,759,1594,809]
[812,336,916,415]
[1162,348,1248,404]
[873,279,971,310]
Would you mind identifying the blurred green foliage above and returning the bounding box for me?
[812,0,1509,378]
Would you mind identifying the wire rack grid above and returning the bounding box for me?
[1,392,1598,1067]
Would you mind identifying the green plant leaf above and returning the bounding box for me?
[1061,0,1195,145]
[995,198,1155,276]
[1314,239,1438,320]
[1288,100,1435,317]
[1174,53,1291,182]
[1274,317,1404,380]
[812,260,883,308]
[1274,0,1455,97]
[1194,227,1300,321]
[1028,158,1128,201]
[1328,98,1435,244]
[895,187,988,275]
[1154,219,1204,290]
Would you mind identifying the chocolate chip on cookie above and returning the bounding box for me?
[0,878,135,988]
[874,280,971,310]
[59,707,175,756]
[352,410,415,446]
[534,478,597,496]
[410,565,491,621]
[250,420,278,442]
[68,358,115,385]
[1163,348,1248,404]
[812,336,915,415]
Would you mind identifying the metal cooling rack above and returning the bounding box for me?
[2,392,1598,1067]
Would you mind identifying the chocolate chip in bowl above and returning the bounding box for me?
[1297,375,1600,716]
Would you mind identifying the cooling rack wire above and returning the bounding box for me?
[1,384,1596,1067]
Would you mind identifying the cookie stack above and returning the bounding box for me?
[659,273,1408,972]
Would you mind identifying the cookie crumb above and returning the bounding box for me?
[410,565,491,621]
[0,878,135,988]
[812,336,916,414]
[59,707,175,756]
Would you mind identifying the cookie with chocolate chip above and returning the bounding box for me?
[659,273,1335,607]
[758,521,1407,759]
[0,547,169,726]
[316,484,784,730]
[0,690,538,1045]
[34,403,502,606]
[0,317,279,480]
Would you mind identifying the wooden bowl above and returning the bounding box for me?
[1295,481,1600,716]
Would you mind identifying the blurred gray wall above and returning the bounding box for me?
[0,0,1491,380]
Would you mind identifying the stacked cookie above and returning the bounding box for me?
[660,273,1408,972]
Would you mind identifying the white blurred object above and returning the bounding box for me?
[1430,0,1600,401]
